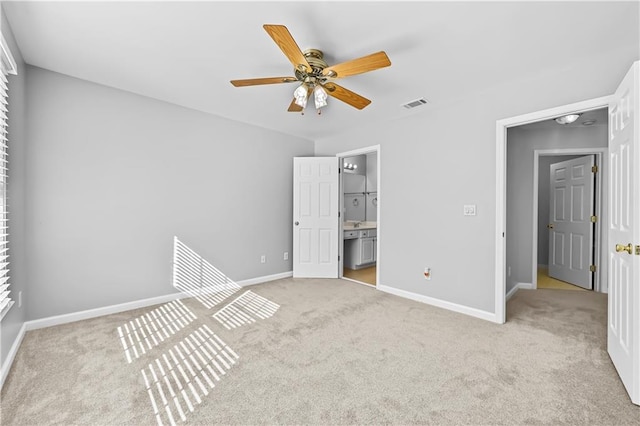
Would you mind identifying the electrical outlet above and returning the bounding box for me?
[463,204,477,216]
[508,266,511,277]
[18,291,22,308]
[284,252,289,260]
[424,267,431,280]
[261,255,266,263]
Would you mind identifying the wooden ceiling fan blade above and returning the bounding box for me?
[322,51,391,78]
[322,83,371,110]
[263,25,311,73]
[288,98,303,112]
[230,77,298,87]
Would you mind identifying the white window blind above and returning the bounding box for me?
[0,34,17,321]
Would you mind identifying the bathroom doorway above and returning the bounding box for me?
[337,145,380,287]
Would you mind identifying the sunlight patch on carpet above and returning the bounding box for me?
[213,290,279,330]
[140,324,239,426]
[117,300,197,363]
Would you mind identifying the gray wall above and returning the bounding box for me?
[315,46,637,314]
[0,11,27,369]
[506,126,607,293]
[537,155,582,266]
[25,67,313,320]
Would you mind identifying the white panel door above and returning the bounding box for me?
[293,157,339,278]
[548,155,595,289]
[608,61,640,405]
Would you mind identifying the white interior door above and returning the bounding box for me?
[293,157,339,278]
[608,61,640,405]
[548,155,595,289]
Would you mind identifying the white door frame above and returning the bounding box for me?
[495,95,612,323]
[336,144,381,287]
[533,149,606,292]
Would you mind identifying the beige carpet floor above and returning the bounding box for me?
[1,278,639,425]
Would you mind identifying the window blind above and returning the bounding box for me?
[0,34,17,321]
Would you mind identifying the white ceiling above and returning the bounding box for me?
[3,1,638,141]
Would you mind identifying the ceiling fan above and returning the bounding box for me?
[230,25,391,114]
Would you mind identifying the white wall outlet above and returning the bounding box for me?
[463,204,477,216]
[18,291,22,308]
[463,204,476,216]
[424,267,431,280]
[284,252,289,260]
[261,255,266,263]
[508,266,511,277]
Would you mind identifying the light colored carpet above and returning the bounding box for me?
[537,266,587,291]
[1,278,639,425]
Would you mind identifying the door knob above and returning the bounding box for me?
[615,243,633,255]
[294,221,299,226]
[547,223,554,229]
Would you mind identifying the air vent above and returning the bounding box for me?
[402,98,429,109]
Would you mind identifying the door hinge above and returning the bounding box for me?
[338,211,341,218]
[592,165,598,173]
[590,265,597,272]
[338,255,340,261]
[590,215,598,223]
[636,245,640,256]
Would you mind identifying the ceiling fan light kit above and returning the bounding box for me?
[230,24,391,115]
[293,84,309,109]
[313,85,328,110]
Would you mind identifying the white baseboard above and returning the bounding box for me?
[24,271,294,332]
[377,285,497,323]
[518,282,534,290]
[506,284,519,301]
[0,322,26,390]
[236,271,292,287]
[506,282,534,301]
[25,292,186,331]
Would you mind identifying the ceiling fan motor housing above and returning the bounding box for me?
[295,49,330,83]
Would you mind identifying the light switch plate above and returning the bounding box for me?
[464,205,477,216]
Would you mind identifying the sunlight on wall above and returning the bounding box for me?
[213,290,280,330]
[140,324,239,426]
[173,237,241,309]
[117,300,197,363]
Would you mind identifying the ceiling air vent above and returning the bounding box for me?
[402,98,429,109]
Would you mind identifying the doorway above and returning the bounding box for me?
[495,96,612,323]
[505,109,607,301]
[336,145,380,287]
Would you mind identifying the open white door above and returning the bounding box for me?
[548,155,595,289]
[293,157,340,278]
[608,61,640,405]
